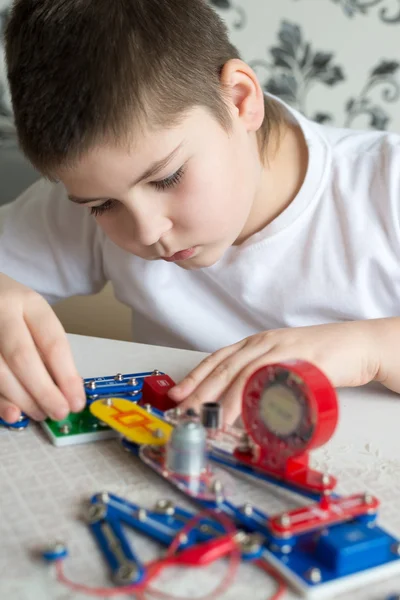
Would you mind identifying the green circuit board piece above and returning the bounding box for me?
[41,405,118,446]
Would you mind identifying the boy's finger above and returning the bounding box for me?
[0,318,71,421]
[0,354,48,420]
[169,341,244,400]
[173,341,276,410]
[25,302,86,413]
[0,398,21,424]
[218,351,290,424]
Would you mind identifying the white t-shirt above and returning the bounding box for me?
[1,100,400,352]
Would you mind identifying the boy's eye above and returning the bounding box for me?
[90,199,116,216]
[152,165,185,191]
[89,165,186,216]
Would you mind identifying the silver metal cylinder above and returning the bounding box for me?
[166,420,207,476]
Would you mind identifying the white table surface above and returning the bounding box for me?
[1,333,400,600]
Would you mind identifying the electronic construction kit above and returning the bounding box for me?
[2,361,400,599]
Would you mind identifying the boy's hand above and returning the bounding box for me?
[0,273,86,424]
[168,321,381,424]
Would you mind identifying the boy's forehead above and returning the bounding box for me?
[57,113,203,198]
[60,107,215,177]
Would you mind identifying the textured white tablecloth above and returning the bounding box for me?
[1,333,400,600]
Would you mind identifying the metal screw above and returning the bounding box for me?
[144,404,152,412]
[239,533,262,555]
[242,503,253,516]
[44,541,67,555]
[179,533,188,544]
[87,381,97,390]
[281,544,292,554]
[128,378,138,386]
[364,493,373,505]
[200,524,211,533]
[153,370,160,375]
[305,567,322,583]
[115,373,123,382]
[155,499,175,516]
[153,429,164,439]
[211,479,223,494]
[129,390,140,397]
[114,562,138,585]
[279,513,291,528]
[138,508,147,522]
[59,424,70,435]
[86,503,107,524]
[321,474,331,487]
[97,492,110,504]
[103,398,113,407]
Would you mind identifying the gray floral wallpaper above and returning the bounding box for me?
[0,0,399,149]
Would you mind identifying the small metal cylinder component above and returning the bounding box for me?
[166,419,207,476]
[201,402,222,430]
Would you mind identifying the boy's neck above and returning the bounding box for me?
[236,116,309,245]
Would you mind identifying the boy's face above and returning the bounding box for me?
[59,106,264,269]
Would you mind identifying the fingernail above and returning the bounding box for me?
[169,383,188,397]
[71,396,86,413]
[4,406,20,424]
[52,403,70,421]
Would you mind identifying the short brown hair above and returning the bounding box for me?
[6,0,282,175]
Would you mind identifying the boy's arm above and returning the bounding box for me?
[168,318,400,424]
[371,317,400,392]
[0,178,107,302]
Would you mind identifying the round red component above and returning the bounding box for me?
[241,360,338,458]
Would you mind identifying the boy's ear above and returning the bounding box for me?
[220,59,265,132]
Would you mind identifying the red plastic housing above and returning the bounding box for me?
[140,374,179,412]
[268,493,379,538]
[235,361,339,493]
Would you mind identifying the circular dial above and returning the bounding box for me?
[260,384,303,437]
[241,361,338,458]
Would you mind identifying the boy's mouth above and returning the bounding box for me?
[162,247,196,262]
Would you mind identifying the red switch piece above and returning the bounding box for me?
[140,374,179,412]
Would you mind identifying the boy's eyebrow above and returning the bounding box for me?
[67,143,183,204]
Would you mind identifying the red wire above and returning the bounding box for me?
[54,508,241,599]
[54,507,287,600]
[144,508,241,600]
[254,559,287,600]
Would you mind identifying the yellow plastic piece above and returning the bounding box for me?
[90,398,172,445]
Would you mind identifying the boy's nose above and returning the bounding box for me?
[125,192,172,247]
[134,215,172,247]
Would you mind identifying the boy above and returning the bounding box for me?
[0,0,400,427]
